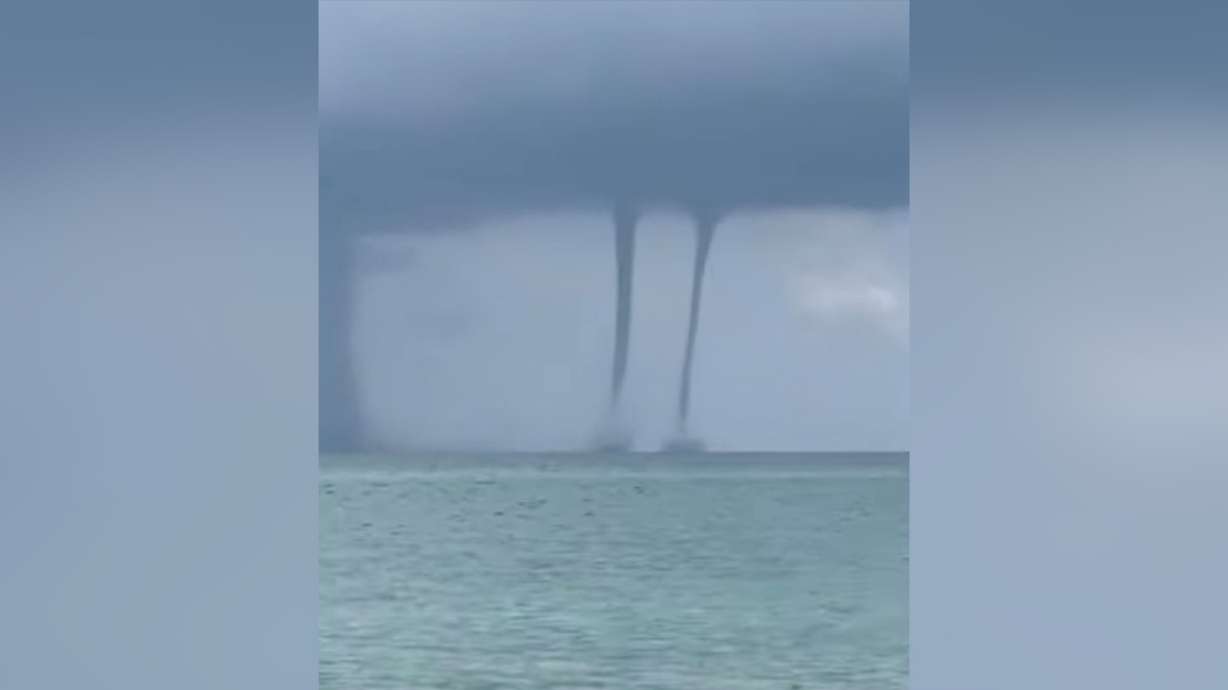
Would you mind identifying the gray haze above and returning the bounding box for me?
[320,0,909,451]
[358,210,908,451]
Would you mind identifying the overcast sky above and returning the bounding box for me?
[320,0,909,451]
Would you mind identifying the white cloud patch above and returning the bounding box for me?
[797,278,908,346]
[734,208,909,348]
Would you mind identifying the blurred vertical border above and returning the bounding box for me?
[0,4,317,688]
[912,2,1228,689]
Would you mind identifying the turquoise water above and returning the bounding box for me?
[321,453,907,689]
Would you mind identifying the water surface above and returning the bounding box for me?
[321,453,907,689]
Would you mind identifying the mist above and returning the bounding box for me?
[355,209,908,451]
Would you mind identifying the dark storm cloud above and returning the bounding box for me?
[320,0,909,232]
[913,2,1228,103]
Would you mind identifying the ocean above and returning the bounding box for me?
[321,453,908,690]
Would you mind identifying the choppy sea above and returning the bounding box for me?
[321,452,907,690]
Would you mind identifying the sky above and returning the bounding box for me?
[319,0,910,451]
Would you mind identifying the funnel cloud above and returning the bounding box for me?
[676,209,719,436]
[610,201,638,411]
